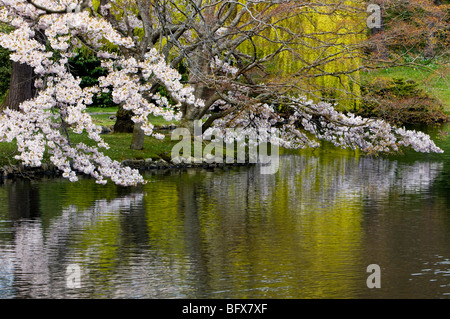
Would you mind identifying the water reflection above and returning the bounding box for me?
[0,151,448,298]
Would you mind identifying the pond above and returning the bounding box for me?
[1,124,450,299]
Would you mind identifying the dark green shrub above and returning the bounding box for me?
[0,46,11,103]
[69,53,115,108]
[358,77,448,125]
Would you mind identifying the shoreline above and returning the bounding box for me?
[0,158,254,182]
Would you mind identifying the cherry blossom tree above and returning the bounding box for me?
[0,0,444,186]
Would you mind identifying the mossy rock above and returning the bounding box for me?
[113,106,134,133]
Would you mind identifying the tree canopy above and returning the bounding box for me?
[0,0,444,186]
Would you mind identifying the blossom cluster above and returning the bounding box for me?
[205,92,443,155]
[294,97,443,154]
[205,89,320,150]
[98,48,204,136]
[210,56,239,77]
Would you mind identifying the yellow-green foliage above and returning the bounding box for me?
[90,0,366,110]
[238,1,366,110]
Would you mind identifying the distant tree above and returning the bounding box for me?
[365,0,450,63]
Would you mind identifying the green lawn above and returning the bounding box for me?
[86,106,118,113]
[87,109,180,161]
[361,62,450,111]
[70,131,178,162]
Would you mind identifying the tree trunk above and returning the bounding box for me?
[1,61,34,111]
[113,104,135,133]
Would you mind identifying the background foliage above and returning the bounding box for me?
[69,53,115,108]
[0,46,10,103]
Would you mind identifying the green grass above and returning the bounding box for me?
[86,106,118,113]
[70,132,178,161]
[78,107,181,161]
[90,113,116,127]
[360,62,450,111]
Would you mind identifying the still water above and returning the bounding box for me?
[1,125,450,299]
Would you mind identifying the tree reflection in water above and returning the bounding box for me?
[0,153,447,298]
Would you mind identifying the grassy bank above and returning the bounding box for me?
[70,132,178,162]
[360,62,450,111]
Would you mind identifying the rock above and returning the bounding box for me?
[159,124,177,130]
[155,159,169,168]
[204,154,221,163]
[2,166,9,177]
[158,152,172,162]
[121,159,132,166]
[100,126,112,134]
[121,159,144,168]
